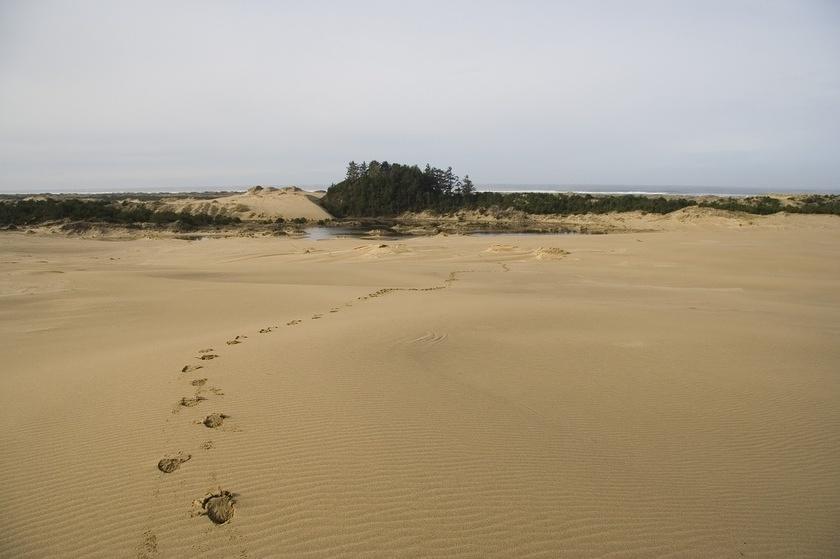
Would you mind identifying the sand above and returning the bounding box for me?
[157,186,331,222]
[1,214,839,557]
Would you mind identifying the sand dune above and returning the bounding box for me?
[159,186,332,222]
[1,216,839,557]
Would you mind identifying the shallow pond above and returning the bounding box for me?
[304,226,406,240]
[304,226,575,240]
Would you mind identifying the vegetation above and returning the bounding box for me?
[322,161,476,216]
[785,194,840,215]
[323,161,840,218]
[2,167,837,229]
[699,196,783,215]
[467,191,695,215]
[697,195,840,216]
[0,198,240,227]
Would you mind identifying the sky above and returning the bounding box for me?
[1,0,839,193]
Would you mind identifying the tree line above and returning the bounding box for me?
[321,161,840,218]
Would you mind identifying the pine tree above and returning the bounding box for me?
[443,166,456,196]
[346,161,359,181]
[461,175,475,197]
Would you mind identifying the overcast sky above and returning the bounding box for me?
[1,0,838,192]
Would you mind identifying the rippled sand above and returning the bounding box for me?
[1,218,839,557]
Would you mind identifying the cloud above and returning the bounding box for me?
[1,0,838,192]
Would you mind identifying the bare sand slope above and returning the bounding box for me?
[1,218,839,557]
[159,186,331,221]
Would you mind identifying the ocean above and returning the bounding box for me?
[3,184,839,196]
[478,185,840,196]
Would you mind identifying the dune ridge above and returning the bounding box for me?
[155,186,332,222]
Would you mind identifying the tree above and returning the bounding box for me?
[461,175,475,197]
[346,161,360,181]
[443,166,456,196]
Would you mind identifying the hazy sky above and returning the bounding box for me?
[1,0,839,192]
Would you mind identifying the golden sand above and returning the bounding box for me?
[1,215,839,557]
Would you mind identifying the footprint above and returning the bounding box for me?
[203,413,230,428]
[197,354,219,360]
[157,453,191,473]
[258,327,273,333]
[286,320,302,326]
[483,244,519,253]
[311,314,322,319]
[208,387,225,396]
[180,395,207,407]
[329,308,339,313]
[137,530,159,558]
[226,336,245,345]
[192,490,236,524]
[198,348,215,353]
[191,378,208,387]
[201,440,215,450]
[532,247,569,260]
[181,364,203,373]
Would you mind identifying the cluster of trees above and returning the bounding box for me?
[0,198,241,227]
[322,161,475,216]
[323,162,840,218]
[344,161,474,196]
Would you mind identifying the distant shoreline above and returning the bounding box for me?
[2,186,839,197]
